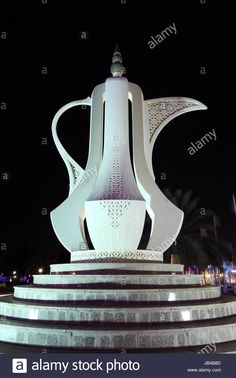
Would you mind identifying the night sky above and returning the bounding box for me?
[0,0,234,272]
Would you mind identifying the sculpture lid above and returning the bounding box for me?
[110,43,126,77]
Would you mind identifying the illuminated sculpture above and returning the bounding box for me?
[51,45,206,261]
[1,47,235,353]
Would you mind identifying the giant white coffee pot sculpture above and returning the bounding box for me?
[51,46,207,262]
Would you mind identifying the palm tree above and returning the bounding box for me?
[162,189,231,267]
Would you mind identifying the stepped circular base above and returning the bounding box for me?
[0,259,234,352]
[50,262,184,274]
[14,286,221,302]
[71,249,163,263]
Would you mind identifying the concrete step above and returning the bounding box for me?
[0,295,236,323]
[13,285,221,302]
[33,273,203,286]
[1,314,236,349]
[0,338,236,353]
[50,262,184,274]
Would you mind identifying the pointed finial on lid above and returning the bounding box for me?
[110,43,126,77]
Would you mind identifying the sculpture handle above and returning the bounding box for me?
[51,98,92,195]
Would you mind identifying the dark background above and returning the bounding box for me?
[0,0,234,273]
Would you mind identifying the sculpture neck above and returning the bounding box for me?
[87,76,143,201]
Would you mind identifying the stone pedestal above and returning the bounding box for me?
[1,261,236,352]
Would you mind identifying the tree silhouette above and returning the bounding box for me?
[162,189,231,267]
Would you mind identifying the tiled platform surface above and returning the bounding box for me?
[14,286,220,302]
[33,273,202,286]
[0,295,235,323]
[50,262,184,274]
[1,315,236,349]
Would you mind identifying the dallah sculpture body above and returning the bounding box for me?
[50,46,207,262]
